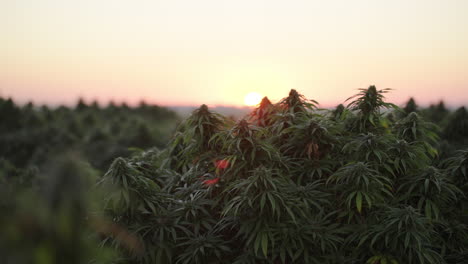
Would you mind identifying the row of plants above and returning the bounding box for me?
[0,98,179,172]
[401,98,468,159]
[0,99,179,264]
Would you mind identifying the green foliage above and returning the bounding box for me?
[0,154,117,264]
[280,115,334,160]
[398,166,462,220]
[95,87,468,263]
[168,104,227,172]
[356,206,443,264]
[328,162,393,217]
[443,149,468,186]
[0,98,179,263]
[346,85,397,132]
[387,140,431,176]
[2,87,468,263]
[0,98,179,171]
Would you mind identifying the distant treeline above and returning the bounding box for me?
[0,97,180,173]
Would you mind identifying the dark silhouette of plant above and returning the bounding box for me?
[404,97,418,114]
[444,107,468,142]
[249,96,277,127]
[277,89,317,114]
[425,101,449,124]
[330,103,348,121]
[168,104,226,172]
[346,85,397,132]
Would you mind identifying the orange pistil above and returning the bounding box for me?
[202,177,220,186]
[215,159,229,170]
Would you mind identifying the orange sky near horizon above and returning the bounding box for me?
[1,0,468,108]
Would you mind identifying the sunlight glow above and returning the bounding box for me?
[244,92,262,106]
[1,1,468,106]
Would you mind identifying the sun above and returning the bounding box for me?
[244,92,262,106]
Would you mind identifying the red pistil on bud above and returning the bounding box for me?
[215,159,229,170]
[203,177,219,186]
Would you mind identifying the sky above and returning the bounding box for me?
[1,0,468,108]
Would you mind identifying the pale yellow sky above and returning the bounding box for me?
[1,0,467,107]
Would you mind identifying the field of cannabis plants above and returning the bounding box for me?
[0,98,179,172]
[1,86,467,264]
